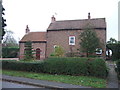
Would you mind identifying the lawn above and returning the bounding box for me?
[2,69,107,88]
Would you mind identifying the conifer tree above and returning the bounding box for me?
[79,24,100,57]
[24,41,34,60]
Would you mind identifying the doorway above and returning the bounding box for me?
[36,48,41,60]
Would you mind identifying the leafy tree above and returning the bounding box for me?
[24,41,34,60]
[2,5,7,40]
[79,24,100,57]
[2,30,18,47]
[107,38,120,60]
[107,38,117,44]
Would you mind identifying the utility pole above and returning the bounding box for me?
[118,1,120,41]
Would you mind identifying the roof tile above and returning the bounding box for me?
[47,18,106,30]
[20,32,46,42]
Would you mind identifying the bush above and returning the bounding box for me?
[50,46,64,57]
[2,57,108,78]
[2,47,19,58]
[43,57,107,78]
[116,60,120,80]
[86,58,108,77]
[2,60,44,73]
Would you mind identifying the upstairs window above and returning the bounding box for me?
[69,36,75,45]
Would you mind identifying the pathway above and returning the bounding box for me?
[106,61,119,88]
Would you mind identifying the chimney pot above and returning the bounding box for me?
[88,12,91,19]
[51,15,56,23]
[25,25,30,34]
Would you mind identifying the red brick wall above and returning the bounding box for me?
[19,42,46,60]
[46,29,106,57]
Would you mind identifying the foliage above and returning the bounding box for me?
[107,38,120,60]
[24,41,34,61]
[107,38,117,44]
[2,30,18,47]
[79,24,100,57]
[2,57,108,78]
[43,58,108,78]
[51,46,64,57]
[2,47,19,58]
[2,60,44,73]
[66,52,82,57]
[2,5,7,40]
[116,60,120,79]
[3,70,107,88]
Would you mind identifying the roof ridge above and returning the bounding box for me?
[55,18,105,22]
[29,31,46,33]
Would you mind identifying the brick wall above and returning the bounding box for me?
[46,29,106,57]
[19,42,46,60]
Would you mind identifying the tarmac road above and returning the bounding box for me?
[2,80,43,88]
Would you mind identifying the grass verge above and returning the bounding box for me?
[2,69,106,88]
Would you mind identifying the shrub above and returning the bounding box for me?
[2,57,108,78]
[50,46,64,57]
[2,60,44,73]
[42,57,87,75]
[86,58,108,77]
[2,47,19,58]
[43,57,107,78]
[116,60,120,80]
[24,41,34,61]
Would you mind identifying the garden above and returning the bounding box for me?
[2,57,108,88]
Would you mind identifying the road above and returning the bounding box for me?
[1,80,44,88]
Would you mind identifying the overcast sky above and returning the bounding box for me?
[2,0,119,42]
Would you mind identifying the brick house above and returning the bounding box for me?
[19,25,47,60]
[19,13,106,60]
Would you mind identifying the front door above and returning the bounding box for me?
[36,48,40,60]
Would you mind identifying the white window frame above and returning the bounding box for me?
[69,36,75,45]
[96,48,102,55]
[54,45,57,48]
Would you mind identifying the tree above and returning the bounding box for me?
[79,24,100,57]
[107,38,117,44]
[24,41,34,60]
[2,30,18,47]
[107,38,120,60]
[2,5,7,40]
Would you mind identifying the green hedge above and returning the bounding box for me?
[116,60,120,80]
[43,58,108,78]
[2,61,44,73]
[2,47,19,58]
[2,57,108,78]
[107,43,120,60]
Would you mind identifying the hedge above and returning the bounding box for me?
[2,57,108,78]
[107,43,120,60]
[2,47,19,58]
[116,60,120,80]
[2,61,44,73]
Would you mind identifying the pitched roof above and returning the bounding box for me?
[20,32,46,42]
[47,18,106,31]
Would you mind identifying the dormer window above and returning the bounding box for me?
[69,36,75,45]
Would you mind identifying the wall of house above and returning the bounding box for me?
[19,42,46,60]
[46,29,106,57]
[32,43,46,60]
[19,43,25,60]
[95,29,106,57]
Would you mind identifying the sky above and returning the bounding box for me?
[2,0,119,42]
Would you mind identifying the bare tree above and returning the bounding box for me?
[2,30,18,47]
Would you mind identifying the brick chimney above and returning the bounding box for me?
[25,25,30,34]
[51,15,56,23]
[88,12,91,19]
